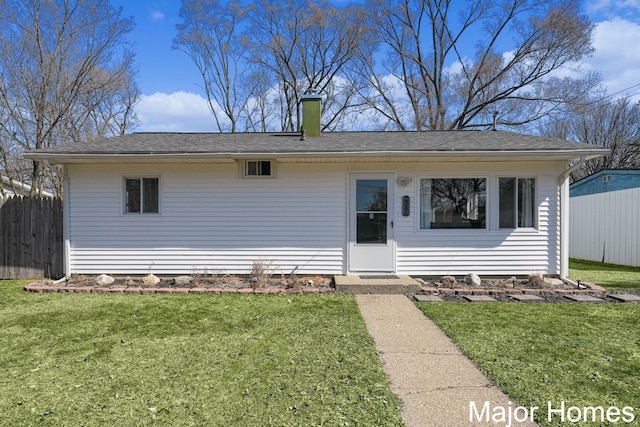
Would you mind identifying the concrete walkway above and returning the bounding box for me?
[356,294,538,427]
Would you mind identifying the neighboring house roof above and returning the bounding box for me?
[1,174,54,199]
[570,169,640,197]
[24,130,608,164]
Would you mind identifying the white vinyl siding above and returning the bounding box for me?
[570,188,640,266]
[67,163,346,275]
[65,159,565,276]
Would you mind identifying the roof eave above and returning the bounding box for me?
[24,148,609,164]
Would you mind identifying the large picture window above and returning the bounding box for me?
[125,177,159,214]
[420,178,486,229]
[499,177,536,228]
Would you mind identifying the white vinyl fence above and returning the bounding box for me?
[570,187,640,266]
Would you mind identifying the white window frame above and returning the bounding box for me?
[241,160,276,178]
[123,176,161,215]
[498,176,537,230]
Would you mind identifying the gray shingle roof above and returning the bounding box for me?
[25,130,608,161]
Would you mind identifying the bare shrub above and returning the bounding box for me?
[291,277,305,291]
[222,274,242,288]
[192,267,223,286]
[191,268,207,287]
[250,259,275,289]
[528,273,546,289]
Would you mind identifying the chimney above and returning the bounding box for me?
[301,92,322,137]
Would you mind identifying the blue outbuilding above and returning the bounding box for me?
[570,169,640,197]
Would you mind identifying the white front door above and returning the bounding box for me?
[348,173,395,272]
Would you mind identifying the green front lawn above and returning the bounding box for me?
[0,280,403,426]
[418,302,640,427]
[569,258,640,290]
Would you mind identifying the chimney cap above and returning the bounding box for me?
[301,93,322,100]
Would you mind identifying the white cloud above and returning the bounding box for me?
[444,59,464,75]
[583,18,640,99]
[586,0,640,17]
[149,10,164,22]
[134,92,222,132]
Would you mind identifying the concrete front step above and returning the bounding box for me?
[334,275,423,294]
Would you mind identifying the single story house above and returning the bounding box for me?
[25,97,607,279]
[570,169,640,266]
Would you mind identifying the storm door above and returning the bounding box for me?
[348,173,395,272]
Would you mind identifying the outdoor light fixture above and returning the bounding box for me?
[396,177,413,187]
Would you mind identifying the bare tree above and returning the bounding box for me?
[175,0,255,133]
[362,0,599,130]
[242,68,279,132]
[540,98,640,181]
[0,0,138,196]
[246,0,372,132]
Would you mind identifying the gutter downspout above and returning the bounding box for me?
[53,165,71,284]
[559,155,587,279]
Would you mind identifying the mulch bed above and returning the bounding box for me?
[24,274,335,295]
[415,284,640,303]
[22,274,640,303]
[416,290,640,303]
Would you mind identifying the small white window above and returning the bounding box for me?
[125,177,159,214]
[244,160,273,177]
[499,177,536,228]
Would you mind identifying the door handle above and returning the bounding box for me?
[391,220,394,228]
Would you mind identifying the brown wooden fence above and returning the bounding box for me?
[0,196,64,279]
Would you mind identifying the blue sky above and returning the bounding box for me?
[111,0,640,132]
[110,0,199,95]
